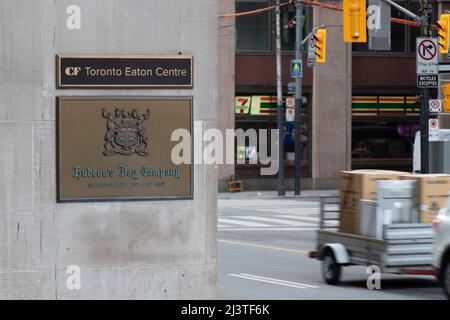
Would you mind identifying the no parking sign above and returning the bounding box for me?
[429,99,442,112]
[429,118,439,141]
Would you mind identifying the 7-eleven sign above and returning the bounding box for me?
[235,96,251,114]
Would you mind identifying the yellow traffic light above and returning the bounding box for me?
[443,84,450,112]
[314,28,327,63]
[343,0,367,43]
[437,14,450,54]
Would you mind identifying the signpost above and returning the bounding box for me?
[417,74,438,88]
[416,36,437,174]
[287,82,296,94]
[290,59,303,78]
[429,118,439,141]
[286,97,295,122]
[416,38,438,75]
[307,37,316,67]
[429,99,442,112]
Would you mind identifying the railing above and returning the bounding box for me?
[319,195,341,230]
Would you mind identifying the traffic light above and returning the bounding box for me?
[343,0,367,43]
[443,83,450,112]
[314,28,327,63]
[437,14,450,54]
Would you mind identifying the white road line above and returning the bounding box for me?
[229,216,315,227]
[218,227,316,231]
[240,273,319,289]
[228,273,318,289]
[276,215,320,222]
[220,207,320,212]
[218,218,271,227]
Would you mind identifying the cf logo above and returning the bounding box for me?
[65,67,81,76]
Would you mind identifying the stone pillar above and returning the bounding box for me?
[312,1,352,185]
[0,0,218,299]
[218,1,236,187]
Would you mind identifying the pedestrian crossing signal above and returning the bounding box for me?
[314,28,327,63]
[437,14,450,54]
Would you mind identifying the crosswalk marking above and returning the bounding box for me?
[255,208,319,213]
[218,227,316,231]
[230,215,315,227]
[218,198,330,231]
[218,217,272,227]
[276,214,319,222]
[229,273,319,290]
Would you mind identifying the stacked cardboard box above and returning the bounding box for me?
[399,174,450,223]
[339,170,410,234]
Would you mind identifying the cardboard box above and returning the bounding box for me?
[339,210,358,234]
[420,211,438,223]
[341,170,410,199]
[399,174,450,222]
[339,170,411,235]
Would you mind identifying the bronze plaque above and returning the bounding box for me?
[56,55,193,88]
[57,96,193,202]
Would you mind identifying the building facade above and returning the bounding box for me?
[219,0,440,191]
[0,0,218,299]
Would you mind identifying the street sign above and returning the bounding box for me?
[307,37,316,67]
[290,59,302,78]
[417,74,438,88]
[429,99,442,112]
[286,107,295,122]
[286,97,295,108]
[416,38,439,75]
[287,82,295,94]
[368,0,391,51]
[429,118,439,141]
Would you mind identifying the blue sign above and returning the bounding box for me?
[290,59,302,78]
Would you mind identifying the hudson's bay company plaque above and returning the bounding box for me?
[56,55,193,88]
[57,97,192,201]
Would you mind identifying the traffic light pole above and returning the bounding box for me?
[294,0,303,195]
[420,0,431,174]
[276,0,285,196]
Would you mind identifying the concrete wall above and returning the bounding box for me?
[0,0,218,299]
[218,1,235,184]
[312,1,352,181]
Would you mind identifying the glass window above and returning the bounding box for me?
[391,1,407,52]
[236,1,271,52]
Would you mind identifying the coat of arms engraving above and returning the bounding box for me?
[102,108,150,156]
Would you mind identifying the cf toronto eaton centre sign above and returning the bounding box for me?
[56,54,194,202]
[56,54,193,88]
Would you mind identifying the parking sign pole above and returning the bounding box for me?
[420,0,431,174]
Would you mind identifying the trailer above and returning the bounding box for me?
[309,196,436,285]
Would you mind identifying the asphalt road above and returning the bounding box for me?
[217,195,446,300]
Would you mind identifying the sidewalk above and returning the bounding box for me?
[218,189,339,200]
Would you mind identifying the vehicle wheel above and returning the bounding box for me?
[321,250,341,285]
[442,258,450,300]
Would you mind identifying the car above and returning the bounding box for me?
[433,197,450,299]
